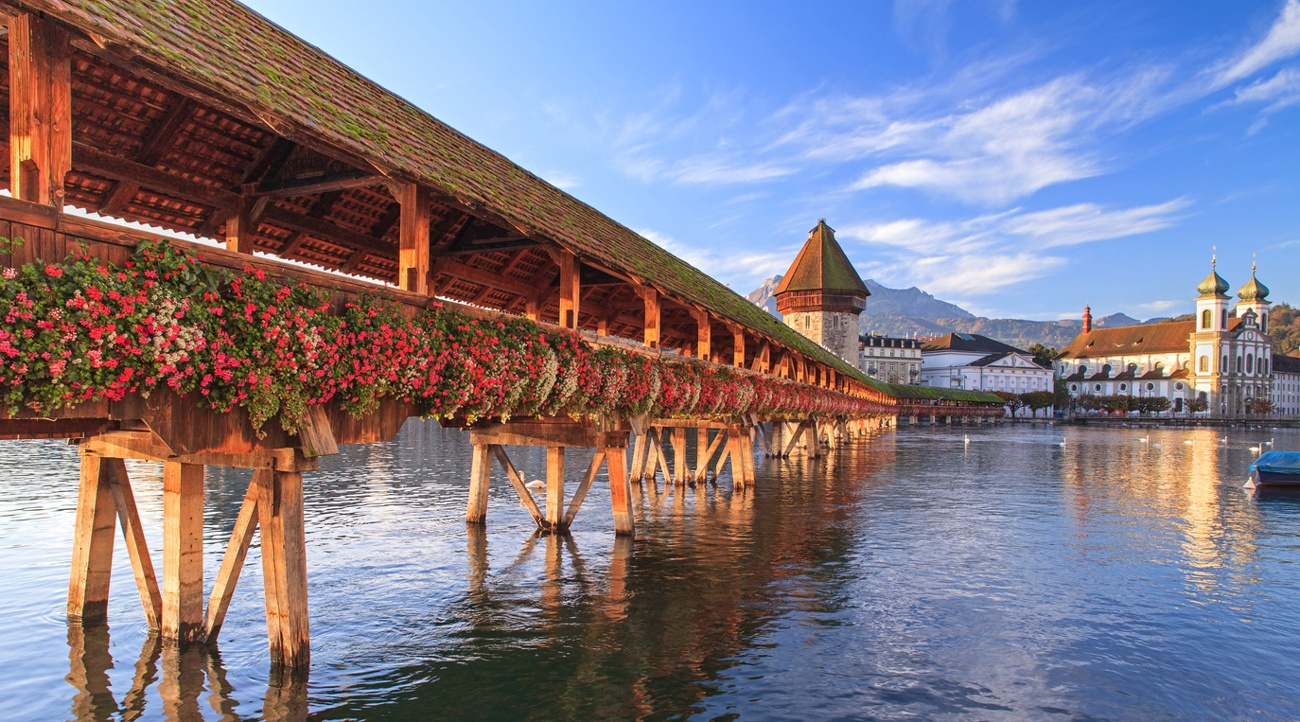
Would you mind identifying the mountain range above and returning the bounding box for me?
[747,275,1173,351]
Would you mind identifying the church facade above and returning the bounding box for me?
[1056,262,1295,418]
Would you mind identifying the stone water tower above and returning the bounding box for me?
[773,220,869,363]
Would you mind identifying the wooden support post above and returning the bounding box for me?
[466,443,491,524]
[694,428,709,482]
[643,429,661,485]
[68,455,116,625]
[562,451,605,528]
[738,428,756,487]
[733,328,746,367]
[692,309,711,360]
[398,183,431,295]
[524,292,542,322]
[8,13,71,206]
[225,195,255,254]
[672,428,687,486]
[700,429,727,481]
[258,469,310,668]
[805,420,821,458]
[654,432,671,488]
[629,432,648,483]
[545,447,565,530]
[105,459,163,630]
[556,251,580,330]
[710,431,731,479]
[726,433,745,491]
[596,316,610,336]
[608,447,635,536]
[491,445,544,527]
[640,287,660,349]
[205,475,259,641]
[162,462,204,645]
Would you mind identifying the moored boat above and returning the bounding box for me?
[1249,452,1300,488]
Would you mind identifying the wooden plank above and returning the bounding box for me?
[398,182,430,295]
[73,143,240,211]
[469,422,627,449]
[562,451,605,528]
[466,444,491,524]
[205,474,260,641]
[607,447,635,537]
[67,455,115,624]
[490,445,544,526]
[105,459,162,629]
[162,462,204,644]
[8,14,71,206]
[545,447,565,530]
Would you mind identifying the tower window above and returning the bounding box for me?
[1202,309,1211,329]
[1199,356,1209,372]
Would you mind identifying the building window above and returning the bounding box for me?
[1222,309,1228,327]
[1095,384,1102,392]
[1070,384,1078,392]
[1175,383,1184,390]
[1146,383,1155,391]
[1199,356,1209,372]
[1247,354,1254,374]
[1202,309,1211,329]
[1119,383,1128,391]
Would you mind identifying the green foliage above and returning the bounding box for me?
[1186,396,1208,414]
[1026,343,1058,368]
[1271,303,1300,356]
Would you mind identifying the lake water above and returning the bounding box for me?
[2,421,1300,720]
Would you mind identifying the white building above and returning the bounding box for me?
[860,334,921,384]
[920,333,1053,401]
[1274,355,1300,418]
[1057,261,1295,418]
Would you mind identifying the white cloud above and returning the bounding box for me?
[1231,66,1300,112]
[837,199,1187,295]
[542,170,582,190]
[639,228,796,287]
[1136,300,1181,313]
[1215,0,1300,86]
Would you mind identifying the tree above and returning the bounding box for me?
[1102,395,1132,413]
[1186,396,1208,415]
[994,390,1025,416]
[1053,378,1071,411]
[1270,303,1300,356]
[1021,391,1055,417]
[1076,394,1101,411]
[1247,398,1274,415]
[1026,343,1058,368]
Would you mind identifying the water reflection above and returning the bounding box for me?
[5,423,1300,718]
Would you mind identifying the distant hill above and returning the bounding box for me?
[748,277,1158,351]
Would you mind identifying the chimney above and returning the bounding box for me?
[1082,305,1092,334]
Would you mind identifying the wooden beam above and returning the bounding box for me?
[258,469,310,668]
[225,194,255,254]
[68,455,116,625]
[74,143,240,210]
[732,327,746,367]
[562,451,606,528]
[439,258,537,298]
[9,13,71,205]
[398,182,431,295]
[261,205,390,256]
[100,98,195,216]
[466,443,491,524]
[105,459,162,630]
[162,461,204,645]
[545,447,565,530]
[640,287,661,349]
[608,448,634,537]
[205,474,259,641]
[556,250,580,330]
[253,172,377,199]
[491,445,544,527]
[691,308,711,360]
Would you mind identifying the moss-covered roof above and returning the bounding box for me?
[773,220,869,296]
[20,0,998,407]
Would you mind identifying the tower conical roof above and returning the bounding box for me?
[1197,258,1229,298]
[773,220,870,297]
[1238,262,1270,302]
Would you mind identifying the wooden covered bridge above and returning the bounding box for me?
[0,0,1003,669]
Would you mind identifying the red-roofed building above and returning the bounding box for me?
[1056,260,1281,418]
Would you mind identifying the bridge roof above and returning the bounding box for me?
[14,0,893,385]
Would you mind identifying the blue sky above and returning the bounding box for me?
[244,0,1300,321]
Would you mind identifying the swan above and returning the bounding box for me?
[1058,439,1067,447]
[1248,445,1262,455]
[1150,443,1163,448]
[1139,435,1150,443]
[525,479,545,492]
[1184,440,1194,445]
[1220,436,1228,444]
[964,434,971,446]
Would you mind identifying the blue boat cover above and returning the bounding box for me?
[1251,451,1300,475]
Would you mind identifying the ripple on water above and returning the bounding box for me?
[3,423,1300,719]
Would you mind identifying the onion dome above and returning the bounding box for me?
[1237,262,1270,302]
[1197,260,1229,298]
